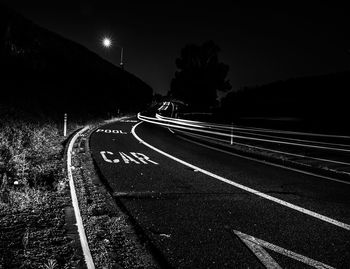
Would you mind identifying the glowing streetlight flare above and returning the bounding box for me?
[102,37,112,48]
[100,36,124,70]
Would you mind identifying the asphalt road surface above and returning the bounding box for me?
[90,117,350,268]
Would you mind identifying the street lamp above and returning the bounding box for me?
[102,37,111,48]
[101,37,124,70]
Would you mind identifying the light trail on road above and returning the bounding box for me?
[156,113,350,140]
[155,114,350,150]
[139,113,350,181]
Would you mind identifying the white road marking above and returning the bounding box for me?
[234,230,335,269]
[100,150,157,165]
[119,152,140,164]
[95,129,127,134]
[67,126,95,269]
[132,122,350,230]
[100,151,119,163]
[132,152,159,165]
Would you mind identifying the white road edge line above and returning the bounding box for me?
[132,122,350,231]
[67,126,95,269]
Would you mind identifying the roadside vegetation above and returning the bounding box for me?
[0,106,81,268]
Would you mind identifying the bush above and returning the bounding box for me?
[0,117,64,190]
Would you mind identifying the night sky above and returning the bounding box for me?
[1,1,349,96]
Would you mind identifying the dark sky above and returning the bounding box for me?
[1,1,349,95]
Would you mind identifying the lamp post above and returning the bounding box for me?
[102,37,124,70]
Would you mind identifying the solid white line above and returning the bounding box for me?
[177,135,350,185]
[67,126,95,269]
[131,122,350,230]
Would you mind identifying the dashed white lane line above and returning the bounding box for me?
[67,126,95,269]
[131,122,350,231]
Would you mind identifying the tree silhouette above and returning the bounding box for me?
[169,41,231,109]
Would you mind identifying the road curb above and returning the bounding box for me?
[67,126,95,269]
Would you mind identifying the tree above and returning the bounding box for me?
[169,41,231,109]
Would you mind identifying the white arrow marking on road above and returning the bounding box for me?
[234,230,335,269]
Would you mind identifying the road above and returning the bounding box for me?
[90,117,350,268]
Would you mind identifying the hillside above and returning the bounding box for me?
[0,5,153,120]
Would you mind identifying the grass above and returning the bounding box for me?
[1,107,151,268]
[0,121,62,187]
[0,117,67,212]
[0,106,83,268]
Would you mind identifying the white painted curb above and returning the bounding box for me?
[67,126,95,269]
